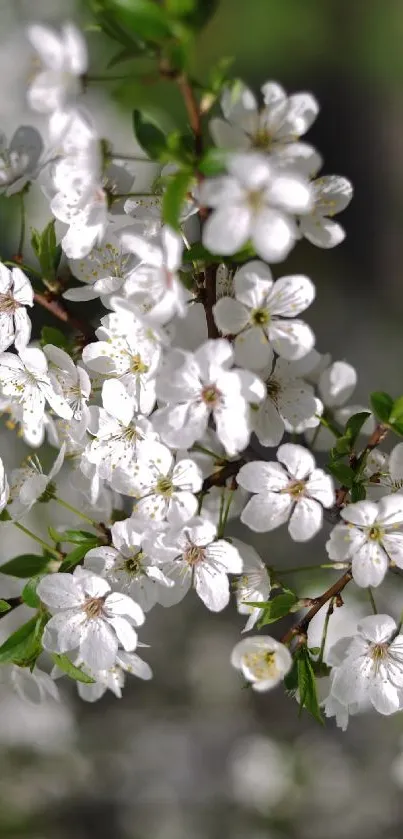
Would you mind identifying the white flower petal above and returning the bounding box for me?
[288,497,323,541]
[276,443,315,479]
[241,492,291,532]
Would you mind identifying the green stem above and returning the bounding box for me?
[112,154,157,164]
[317,412,342,438]
[318,597,335,666]
[13,522,61,559]
[54,497,98,527]
[368,586,378,614]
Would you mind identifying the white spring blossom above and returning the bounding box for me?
[238,443,334,540]
[231,636,292,691]
[213,260,315,368]
[326,496,403,587]
[0,264,33,352]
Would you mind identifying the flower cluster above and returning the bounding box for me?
[0,13,401,729]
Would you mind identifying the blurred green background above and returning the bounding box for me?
[2,1,403,838]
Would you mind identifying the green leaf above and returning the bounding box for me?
[107,43,148,67]
[296,646,323,724]
[0,614,47,666]
[351,481,367,502]
[162,169,193,229]
[0,600,11,614]
[185,241,256,264]
[50,653,95,684]
[199,147,229,176]
[344,411,371,446]
[257,591,299,627]
[390,396,403,426]
[40,326,70,352]
[0,508,11,521]
[22,577,42,609]
[332,435,352,458]
[133,109,166,159]
[58,529,99,544]
[327,462,355,487]
[390,420,403,437]
[166,0,219,28]
[370,391,393,424]
[0,554,50,578]
[111,0,172,41]
[31,220,60,280]
[59,543,95,572]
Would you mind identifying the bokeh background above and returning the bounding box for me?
[2,0,403,837]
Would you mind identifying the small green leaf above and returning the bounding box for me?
[133,109,166,159]
[257,591,299,627]
[59,543,95,572]
[0,614,47,666]
[390,396,403,425]
[351,481,366,502]
[31,220,60,281]
[107,43,147,67]
[332,435,352,457]
[390,420,403,437]
[0,600,11,614]
[0,508,11,521]
[344,411,371,446]
[48,525,62,543]
[327,462,355,487]
[296,646,323,724]
[41,326,70,352]
[166,0,219,28]
[50,653,95,684]
[370,391,393,424]
[162,169,193,229]
[111,0,172,41]
[0,554,50,578]
[22,577,42,609]
[59,529,99,544]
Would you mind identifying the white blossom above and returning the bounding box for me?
[65,227,138,303]
[238,443,334,540]
[210,80,319,168]
[118,225,187,323]
[213,260,315,368]
[199,152,312,262]
[306,360,373,450]
[0,347,72,438]
[233,541,271,632]
[145,517,243,611]
[231,635,292,691]
[27,22,87,113]
[7,445,65,519]
[152,339,265,456]
[252,357,320,447]
[44,344,91,435]
[326,615,403,715]
[38,566,145,671]
[0,456,9,512]
[299,174,353,248]
[86,378,157,480]
[75,650,153,702]
[111,441,203,525]
[84,516,174,612]
[0,264,33,352]
[0,664,59,704]
[0,126,43,195]
[326,496,403,587]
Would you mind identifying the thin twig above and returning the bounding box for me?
[281,570,353,646]
[34,292,95,341]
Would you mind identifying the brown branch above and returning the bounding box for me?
[177,74,204,159]
[281,570,353,646]
[34,292,95,341]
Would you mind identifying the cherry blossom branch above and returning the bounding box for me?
[202,457,246,492]
[281,569,353,646]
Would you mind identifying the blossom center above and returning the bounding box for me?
[286,479,306,499]
[251,306,270,326]
[201,384,221,406]
[247,189,265,213]
[83,597,104,619]
[122,550,144,577]
[184,545,205,566]
[129,353,149,375]
[253,127,273,150]
[155,476,173,497]
[243,650,278,680]
[266,376,281,401]
[0,293,19,312]
[367,525,384,542]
